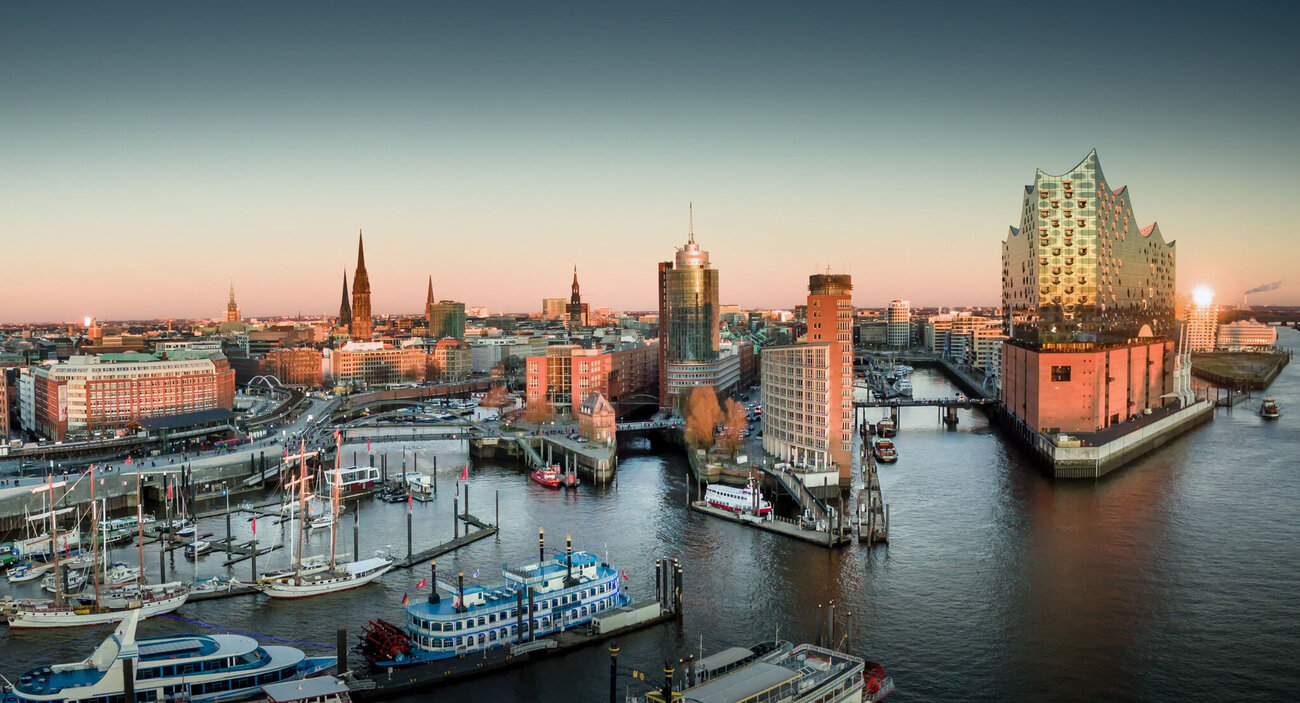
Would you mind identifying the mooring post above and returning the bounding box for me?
[453,497,459,539]
[464,484,469,519]
[433,455,437,494]
[159,545,166,582]
[609,644,619,703]
[406,510,413,560]
[336,628,348,674]
[250,537,257,582]
[495,490,500,536]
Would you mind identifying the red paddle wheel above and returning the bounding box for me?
[360,619,410,662]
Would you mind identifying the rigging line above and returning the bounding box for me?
[156,613,333,650]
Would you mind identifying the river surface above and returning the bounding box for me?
[3,328,1298,702]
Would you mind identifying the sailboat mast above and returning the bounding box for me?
[136,472,145,588]
[295,439,307,585]
[91,464,100,606]
[49,476,62,607]
[330,433,341,571]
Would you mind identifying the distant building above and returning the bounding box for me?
[1000,150,1177,437]
[429,338,472,381]
[576,391,615,444]
[329,341,424,390]
[658,207,733,407]
[1184,299,1219,352]
[428,301,467,340]
[1216,320,1276,351]
[886,300,910,349]
[350,230,373,340]
[269,347,323,387]
[541,298,567,321]
[566,266,589,329]
[32,351,235,441]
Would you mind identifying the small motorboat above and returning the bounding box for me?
[184,540,212,559]
[530,466,562,488]
[7,562,53,584]
[876,418,896,438]
[1260,397,1280,419]
[41,569,88,594]
[873,439,898,463]
[174,523,198,538]
[104,562,141,585]
[863,661,896,702]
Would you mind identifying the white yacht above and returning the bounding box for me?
[5,610,335,703]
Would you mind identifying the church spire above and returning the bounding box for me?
[339,269,352,327]
[228,279,235,305]
[426,275,435,307]
[350,229,372,339]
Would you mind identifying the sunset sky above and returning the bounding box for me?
[2,2,1297,322]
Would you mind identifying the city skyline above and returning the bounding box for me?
[3,2,1298,322]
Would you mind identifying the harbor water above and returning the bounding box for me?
[2,328,1298,702]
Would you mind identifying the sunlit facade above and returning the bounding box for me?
[1002,149,1175,344]
[658,217,725,406]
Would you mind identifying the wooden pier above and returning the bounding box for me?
[689,502,850,547]
[855,437,889,544]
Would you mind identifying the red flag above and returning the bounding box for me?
[252,515,257,536]
[452,595,460,608]
[367,438,371,453]
[166,480,173,501]
[401,593,410,606]
[620,569,629,581]
[460,464,469,481]
[125,455,133,466]
[415,578,427,590]
[407,492,413,511]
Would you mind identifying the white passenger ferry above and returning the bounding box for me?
[704,478,772,517]
[4,610,335,703]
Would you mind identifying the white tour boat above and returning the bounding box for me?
[5,610,335,703]
[704,478,773,517]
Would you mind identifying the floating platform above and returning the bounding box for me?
[689,501,849,547]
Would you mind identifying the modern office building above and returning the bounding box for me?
[658,208,731,407]
[350,230,373,340]
[761,273,854,487]
[1184,297,1220,353]
[1217,320,1277,351]
[428,300,467,340]
[31,351,235,441]
[886,300,910,348]
[1000,150,1178,438]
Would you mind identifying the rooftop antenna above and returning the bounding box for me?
[688,202,695,244]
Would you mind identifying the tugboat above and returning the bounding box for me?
[4,610,335,703]
[358,532,629,667]
[530,466,563,488]
[873,439,898,463]
[875,418,896,438]
[1260,397,1280,419]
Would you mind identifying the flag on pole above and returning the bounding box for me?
[415,578,427,590]
[407,492,413,511]
[452,595,460,608]
[460,464,469,481]
[472,569,479,579]
[166,480,173,501]
[367,438,371,453]
[401,593,410,606]
[334,429,341,442]
[252,515,257,536]
[125,456,133,466]
[620,569,629,581]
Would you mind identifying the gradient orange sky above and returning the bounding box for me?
[2,3,1297,322]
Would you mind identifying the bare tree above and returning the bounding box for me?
[719,398,746,457]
